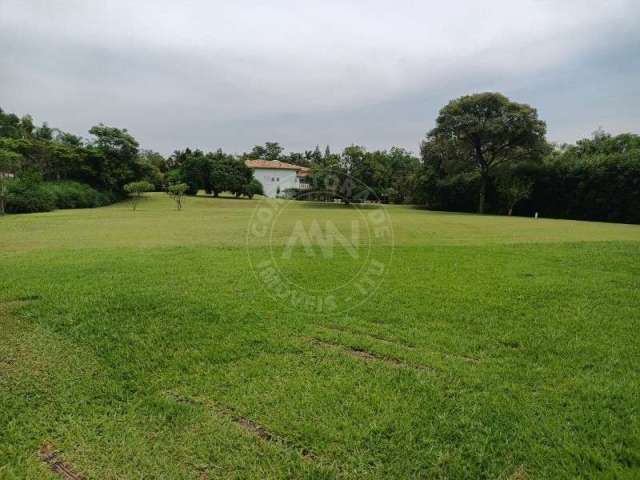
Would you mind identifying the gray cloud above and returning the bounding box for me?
[2,0,639,154]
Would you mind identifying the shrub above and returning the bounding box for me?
[124,181,154,210]
[5,177,118,214]
[167,182,188,210]
[514,153,640,223]
[6,175,56,213]
[423,172,483,213]
[244,179,264,199]
[45,181,112,209]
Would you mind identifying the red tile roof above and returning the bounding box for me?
[245,159,310,172]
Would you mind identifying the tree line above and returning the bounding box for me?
[2,94,639,223]
[0,109,165,213]
[418,93,640,223]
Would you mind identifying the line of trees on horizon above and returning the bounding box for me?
[418,93,640,223]
[1,94,639,223]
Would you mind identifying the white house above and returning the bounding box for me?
[245,160,310,198]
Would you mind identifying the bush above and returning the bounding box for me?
[244,179,264,199]
[514,153,640,223]
[45,181,114,209]
[6,176,56,213]
[5,178,118,214]
[423,172,483,213]
[124,181,154,210]
[167,182,188,210]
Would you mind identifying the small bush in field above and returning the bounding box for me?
[167,182,188,210]
[124,181,153,211]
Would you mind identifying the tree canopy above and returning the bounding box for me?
[2,100,639,224]
[425,92,547,213]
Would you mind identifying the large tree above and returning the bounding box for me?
[426,92,547,213]
[247,142,283,161]
[88,124,141,192]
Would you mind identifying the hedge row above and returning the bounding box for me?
[5,179,118,214]
[514,154,640,224]
[423,154,640,224]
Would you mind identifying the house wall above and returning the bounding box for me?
[252,168,299,197]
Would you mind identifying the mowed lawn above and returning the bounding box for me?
[1,193,640,479]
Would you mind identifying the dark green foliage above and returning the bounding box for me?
[0,107,152,213]
[44,181,116,209]
[137,150,166,189]
[496,174,533,216]
[210,151,250,197]
[419,96,640,223]
[422,138,640,223]
[5,178,114,213]
[306,145,420,204]
[168,148,257,198]
[424,92,547,213]
[420,171,482,212]
[169,149,211,194]
[244,178,264,199]
[245,142,284,161]
[88,124,142,192]
[513,139,640,223]
[0,148,22,214]
[5,174,56,213]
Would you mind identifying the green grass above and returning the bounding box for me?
[1,193,639,479]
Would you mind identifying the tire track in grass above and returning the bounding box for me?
[319,324,481,365]
[39,444,85,480]
[321,323,417,349]
[163,391,320,463]
[306,336,438,372]
[2,296,113,480]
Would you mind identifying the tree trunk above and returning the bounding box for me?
[475,144,488,214]
[508,207,513,216]
[478,172,487,214]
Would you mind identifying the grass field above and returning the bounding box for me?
[1,193,640,479]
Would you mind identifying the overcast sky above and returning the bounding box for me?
[2,0,639,155]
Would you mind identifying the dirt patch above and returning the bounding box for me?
[38,444,84,480]
[0,300,32,311]
[0,294,40,307]
[236,416,273,442]
[308,337,435,372]
[508,465,529,480]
